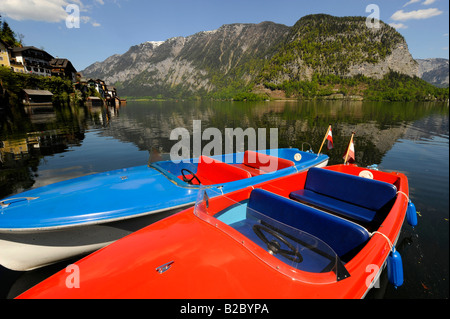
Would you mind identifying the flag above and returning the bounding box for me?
[318,125,333,155]
[326,127,334,150]
[343,134,355,164]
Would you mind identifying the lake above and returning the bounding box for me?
[0,100,448,299]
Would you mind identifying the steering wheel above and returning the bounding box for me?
[253,224,303,263]
[181,168,201,185]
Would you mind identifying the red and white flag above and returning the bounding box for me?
[343,134,355,164]
[318,125,334,155]
[326,127,334,150]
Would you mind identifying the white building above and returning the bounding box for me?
[11,46,54,77]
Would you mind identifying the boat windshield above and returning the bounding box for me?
[194,187,348,284]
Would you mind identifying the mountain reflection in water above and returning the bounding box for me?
[0,100,448,299]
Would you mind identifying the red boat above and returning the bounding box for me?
[17,165,415,299]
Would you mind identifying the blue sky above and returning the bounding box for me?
[1,0,448,71]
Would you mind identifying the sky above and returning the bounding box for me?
[0,0,448,71]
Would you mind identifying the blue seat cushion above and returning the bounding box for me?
[289,168,397,224]
[247,189,370,258]
[304,168,397,211]
[289,190,376,224]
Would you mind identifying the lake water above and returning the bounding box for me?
[0,100,448,299]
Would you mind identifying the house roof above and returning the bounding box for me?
[49,58,76,69]
[23,89,53,96]
[50,58,68,67]
[49,58,77,73]
[13,46,43,53]
[12,46,54,59]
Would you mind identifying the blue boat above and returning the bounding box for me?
[0,148,328,271]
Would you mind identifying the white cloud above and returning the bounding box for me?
[389,23,408,30]
[0,0,70,22]
[80,15,101,27]
[404,0,436,6]
[391,8,443,21]
[0,0,105,27]
[403,0,421,7]
[0,0,102,26]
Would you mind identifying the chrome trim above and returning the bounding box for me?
[156,261,174,274]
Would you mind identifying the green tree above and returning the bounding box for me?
[0,15,22,47]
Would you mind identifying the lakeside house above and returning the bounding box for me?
[11,46,54,77]
[77,78,123,107]
[49,58,77,82]
[0,43,78,82]
[90,78,107,97]
[85,96,103,107]
[1,42,125,106]
[1,39,24,73]
[0,39,11,69]
[22,89,53,105]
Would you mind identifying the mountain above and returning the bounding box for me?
[259,14,417,86]
[82,22,289,97]
[416,58,449,88]
[81,14,420,98]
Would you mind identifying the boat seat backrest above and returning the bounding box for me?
[303,168,397,212]
[243,151,295,173]
[196,156,251,185]
[247,189,370,258]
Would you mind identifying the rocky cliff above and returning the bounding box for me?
[260,15,418,85]
[81,14,421,97]
[416,58,449,88]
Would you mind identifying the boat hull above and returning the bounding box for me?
[0,206,187,271]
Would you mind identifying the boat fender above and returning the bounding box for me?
[372,231,404,289]
[387,249,404,288]
[406,201,418,228]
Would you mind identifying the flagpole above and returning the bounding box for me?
[317,124,331,155]
[344,132,355,165]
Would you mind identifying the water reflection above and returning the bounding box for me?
[1,100,448,200]
[100,100,448,167]
[0,99,448,299]
[0,103,119,198]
